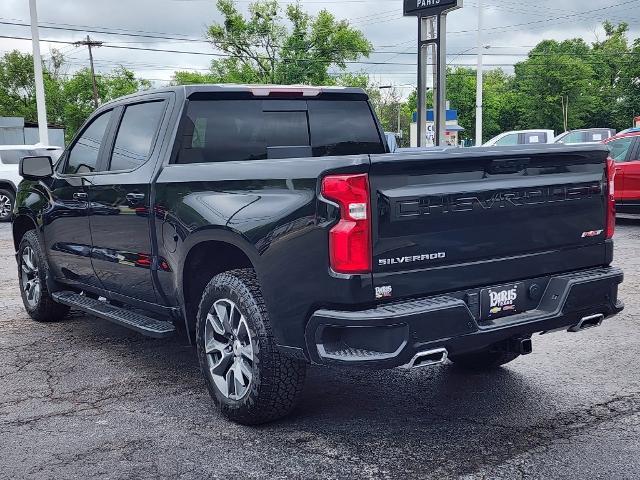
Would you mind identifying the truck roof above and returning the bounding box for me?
[101,84,368,107]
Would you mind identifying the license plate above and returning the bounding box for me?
[480,282,525,320]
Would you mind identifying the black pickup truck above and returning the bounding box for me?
[13,85,623,424]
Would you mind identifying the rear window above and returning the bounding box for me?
[176,99,383,164]
[524,132,546,144]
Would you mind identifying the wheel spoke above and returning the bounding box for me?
[22,251,34,271]
[226,366,236,396]
[239,343,253,361]
[214,301,233,335]
[32,281,41,301]
[206,312,225,336]
[237,317,249,339]
[209,349,233,376]
[238,357,252,381]
[29,249,36,271]
[212,373,229,398]
[204,335,229,355]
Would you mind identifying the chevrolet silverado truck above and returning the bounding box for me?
[12,85,624,424]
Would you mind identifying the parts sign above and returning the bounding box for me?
[403,0,461,16]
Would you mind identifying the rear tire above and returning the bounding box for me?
[196,268,307,425]
[0,188,14,222]
[449,349,519,371]
[18,230,70,322]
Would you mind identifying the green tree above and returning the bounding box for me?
[176,0,372,85]
[0,50,150,142]
[621,38,640,123]
[62,67,150,140]
[513,39,596,133]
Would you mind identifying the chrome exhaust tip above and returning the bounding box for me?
[401,348,448,370]
[568,313,605,333]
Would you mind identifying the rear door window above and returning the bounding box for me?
[109,101,165,171]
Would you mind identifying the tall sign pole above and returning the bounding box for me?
[475,0,484,147]
[404,0,463,147]
[29,0,49,145]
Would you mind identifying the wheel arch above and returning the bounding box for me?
[12,214,38,251]
[179,229,259,342]
[0,180,17,195]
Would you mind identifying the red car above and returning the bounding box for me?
[603,129,640,214]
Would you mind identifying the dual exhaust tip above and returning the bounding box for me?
[568,313,605,333]
[400,313,605,371]
[402,348,449,370]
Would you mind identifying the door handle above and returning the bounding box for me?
[126,193,146,203]
[73,192,88,201]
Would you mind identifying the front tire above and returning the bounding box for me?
[449,349,519,371]
[196,269,307,425]
[18,230,70,322]
[0,188,14,222]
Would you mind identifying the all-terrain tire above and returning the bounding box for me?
[196,268,307,425]
[18,230,70,322]
[449,349,520,371]
[0,188,15,222]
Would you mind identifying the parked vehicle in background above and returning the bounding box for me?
[12,85,624,425]
[384,132,399,152]
[603,130,640,214]
[618,127,640,136]
[0,144,62,221]
[483,130,555,147]
[554,128,616,145]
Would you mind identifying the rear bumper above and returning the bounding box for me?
[304,267,624,369]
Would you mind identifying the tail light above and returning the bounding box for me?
[321,173,372,274]
[606,157,616,239]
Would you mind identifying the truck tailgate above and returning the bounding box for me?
[370,145,611,297]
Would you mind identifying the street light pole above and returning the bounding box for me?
[475,0,484,147]
[29,0,49,145]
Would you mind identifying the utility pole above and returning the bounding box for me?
[74,35,103,108]
[475,0,484,147]
[29,0,49,145]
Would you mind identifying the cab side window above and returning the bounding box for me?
[65,110,113,174]
[109,101,166,171]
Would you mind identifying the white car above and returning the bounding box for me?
[483,130,555,147]
[553,128,616,145]
[0,144,63,221]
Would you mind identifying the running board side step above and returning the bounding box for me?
[52,291,176,338]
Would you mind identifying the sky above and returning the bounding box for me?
[0,0,639,96]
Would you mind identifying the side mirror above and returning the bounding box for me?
[20,156,53,180]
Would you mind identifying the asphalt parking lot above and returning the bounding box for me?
[0,221,639,480]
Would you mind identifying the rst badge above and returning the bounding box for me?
[480,283,525,320]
